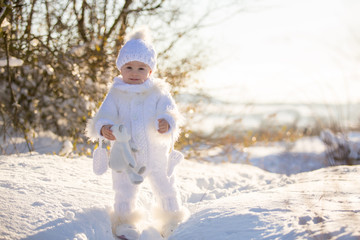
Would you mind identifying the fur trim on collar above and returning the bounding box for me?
[112,76,170,95]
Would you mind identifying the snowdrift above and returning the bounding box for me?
[1,148,360,239]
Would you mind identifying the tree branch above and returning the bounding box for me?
[44,0,51,45]
[0,0,12,25]
[128,0,165,14]
[73,0,88,42]
[103,0,133,43]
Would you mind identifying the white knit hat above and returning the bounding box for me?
[116,28,157,72]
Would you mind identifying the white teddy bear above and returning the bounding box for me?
[109,124,146,184]
[92,124,145,185]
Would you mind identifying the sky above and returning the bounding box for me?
[196,0,360,104]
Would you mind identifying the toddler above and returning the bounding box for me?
[86,28,187,239]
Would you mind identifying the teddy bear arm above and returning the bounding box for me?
[121,142,136,168]
[129,141,138,152]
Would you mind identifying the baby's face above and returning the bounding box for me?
[120,61,152,85]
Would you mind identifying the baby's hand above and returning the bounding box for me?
[101,125,116,140]
[158,119,170,134]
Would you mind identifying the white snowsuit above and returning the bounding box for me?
[87,76,183,217]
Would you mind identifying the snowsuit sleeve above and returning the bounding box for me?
[156,93,183,141]
[85,88,118,141]
[94,90,119,134]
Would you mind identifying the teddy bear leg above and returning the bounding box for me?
[137,166,146,175]
[127,168,144,185]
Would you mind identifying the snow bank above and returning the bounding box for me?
[173,164,360,240]
[1,152,360,239]
[0,154,114,240]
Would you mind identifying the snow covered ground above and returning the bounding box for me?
[1,134,360,240]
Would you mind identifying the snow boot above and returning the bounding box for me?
[111,211,143,240]
[153,207,189,238]
[139,227,164,240]
[115,224,140,240]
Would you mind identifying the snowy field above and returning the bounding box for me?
[1,134,360,240]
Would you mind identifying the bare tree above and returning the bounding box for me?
[0,0,244,153]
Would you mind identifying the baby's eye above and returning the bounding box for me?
[126,66,132,69]
[139,67,145,71]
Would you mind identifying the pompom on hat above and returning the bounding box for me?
[116,27,157,72]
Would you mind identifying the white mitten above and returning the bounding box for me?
[93,140,108,175]
[167,150,184,177]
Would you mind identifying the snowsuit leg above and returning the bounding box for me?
[147,168,181,212]
[112,171,140,217]
[147,160,187,238]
